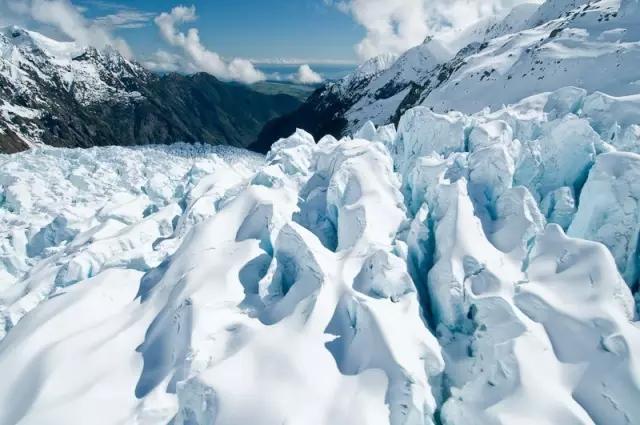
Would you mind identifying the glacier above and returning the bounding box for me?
[1,86,640,425]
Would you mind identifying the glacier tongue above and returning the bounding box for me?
[1,87,640,424]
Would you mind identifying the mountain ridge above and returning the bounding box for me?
[0,26,302,153]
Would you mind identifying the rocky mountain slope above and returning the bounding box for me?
[0,27,301,153]
[255,0,640,149]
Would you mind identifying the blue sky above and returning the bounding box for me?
[77,0,364,63]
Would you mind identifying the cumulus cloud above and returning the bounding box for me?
[329,0,542,60]
[2,0,133,57]
[142,49,182,72]
[294,64,323,84]
[154,5,265,84]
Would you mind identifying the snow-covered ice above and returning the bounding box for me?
[1,86,640,425]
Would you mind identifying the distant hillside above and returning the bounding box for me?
[250,81,317,102]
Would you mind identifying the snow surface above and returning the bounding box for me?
[1,84,640,424]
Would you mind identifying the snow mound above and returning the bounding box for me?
[1,86,640,425]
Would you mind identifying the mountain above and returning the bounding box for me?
[2,83,640,424]
[255,0,640,149]
[0,27,301,154]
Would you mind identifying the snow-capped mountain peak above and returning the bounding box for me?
[3,26,83,62]
[351,53,399,79]
[0,26,149,149]
[0,26,147,100]
[0,26,303,154]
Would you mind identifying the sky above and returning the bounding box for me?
[80,0,366,63]
[0,0,541,83]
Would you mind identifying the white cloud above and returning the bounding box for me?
[3,0,29,15]
[294,64,323,84]
[330,0,542,60]
[95,10,155,29]
[1,0,133,57]
[154,5,265,84]
[142,49,182,72]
